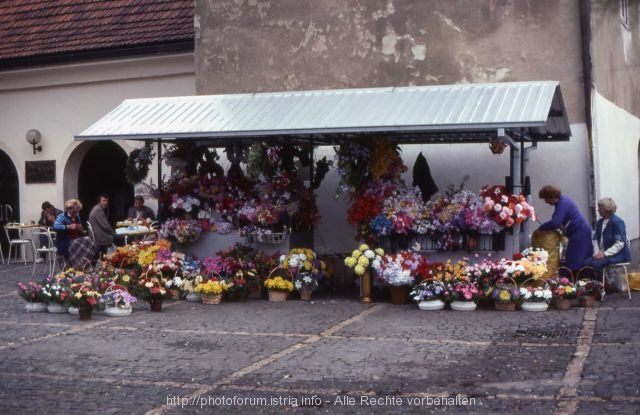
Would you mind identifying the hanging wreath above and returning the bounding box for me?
[125,146,155,184]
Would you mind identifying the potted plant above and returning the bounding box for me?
[519,280,552,311]
[164,274,185,300]
[344,244,384,303]
[131,273,167,312]
[490,277,520,311]
[446,278,479,311]
[411,279,447,310]
[548,276,577,309]
[101,284,137,317]
[293,272,319,301]
[62,282,102,320]
[195,279,232,304]
[16,281,48,312]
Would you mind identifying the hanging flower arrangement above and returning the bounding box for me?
[480,184,536,228]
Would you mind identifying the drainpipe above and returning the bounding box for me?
[579,0,597,226]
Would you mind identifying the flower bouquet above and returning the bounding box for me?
[280,248,325,298]
[195,279,232,304]
[344,244,384,303]
[548,276,577,309]
[41,276,69,313]
[481,184,536,228]
[159,218,203,243]
[131,273,167,311]
[410,279,447,310]
[17,281,49,312]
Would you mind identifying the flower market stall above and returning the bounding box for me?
[76,81,571,260]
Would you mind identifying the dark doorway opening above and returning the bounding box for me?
[78,142,133,226]
[0,150,19,257]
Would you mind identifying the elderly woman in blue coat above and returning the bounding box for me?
[535,185,593,272]
[583,197,630,275]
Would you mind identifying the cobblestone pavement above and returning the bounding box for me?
[0,262,639,414]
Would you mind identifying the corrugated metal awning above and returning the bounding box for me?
[75,81,571,144]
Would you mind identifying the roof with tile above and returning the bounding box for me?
[0,0,193,68]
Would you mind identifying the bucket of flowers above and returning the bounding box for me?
[62,282,102,320]
[131,272,167,312]
[379,250,423,305]
[344,244,384,303]
[100,283,137,317]
[280,248,325,301]
[519,278,552,311]
[264,267,295,302]
[490,277,520,311]
[195,277,232,304]
[411,279,447,311]
[17,281,49,312]
[446,277,479,311]
[548,273,577,310]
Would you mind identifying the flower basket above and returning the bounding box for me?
[553,297,573,310]
[418,299,445,311]
[491,277,520,312]
[575,267,603,307]
[264,267,294,302]
[167,288,183,301]
[202,293,222,304]
[450,300,477,311]
[25,302,48,312]
[519,277,552,311]
[47,303,68,314]
[299,288,314,301]
[101,285,136,317]
[495,301,517,311]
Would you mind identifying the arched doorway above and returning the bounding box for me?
[78,141,133,225]
[0,150,19,257]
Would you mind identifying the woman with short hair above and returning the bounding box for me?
[583,197,630,275]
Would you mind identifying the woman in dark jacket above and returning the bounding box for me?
[53,199,84,260]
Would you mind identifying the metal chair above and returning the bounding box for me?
[32,227,57,276]
[86,221,96,242]
[602,262,632,301]
[0,204,12,222]
[3,223,36,265]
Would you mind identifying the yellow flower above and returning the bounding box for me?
[358,244,370,252]
[499,290,511,301]
[345,257,357,267]
[351,249,362,259]
[354,264,365,275]
[357,256,369,267]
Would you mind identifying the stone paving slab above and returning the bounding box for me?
[579,344,640,399]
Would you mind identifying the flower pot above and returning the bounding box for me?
[186,292,203,302]
[418,299,445,311]
[450,300,477,311]
[148,296,163,312]
[299,288,313,301]
[360,270,373,304]
[553,298,572,310]
[104,306,133,317]
[268,290,289,302]
[578,296,599,308]
[78,306,93,320]
[389,286,410,305]
[494,301,516,311]
[202,294,222,304]
[46,303,68,314]
[25,302,47,312]
[521,301,549,312]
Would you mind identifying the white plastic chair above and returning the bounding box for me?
[3,223,36,265]
[602,262,632,301]
[32,227,57,276]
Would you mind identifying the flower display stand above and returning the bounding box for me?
[389,286,410,305]
[299,288,313,301]
[494,301,516,311]
[521,302,549,312]
[450,301,477,311]
[202,294,222,304]
[25,302,47,312]
[268,290,288,302]
[418,299,445,311]
[553,298,572,310]
[105,306,133,317]
[148,296,163,312]
[78,306,93,320]
[46,303,68,313]
[360,270,373,304]
[186,292,203,302]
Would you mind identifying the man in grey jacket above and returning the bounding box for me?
[88,194,115,257]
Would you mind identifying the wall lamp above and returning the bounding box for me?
[26,129,42,154]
